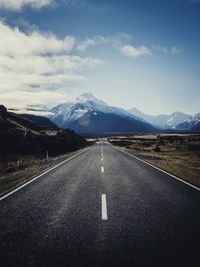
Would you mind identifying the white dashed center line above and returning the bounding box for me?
[101,166,104,173]
[101,194,108,220]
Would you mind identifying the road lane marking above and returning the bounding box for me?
[114,146,200,192]
[101,157,103,161]
[101,166,104,173]
[0,147,90,201]
[101,194,108,220]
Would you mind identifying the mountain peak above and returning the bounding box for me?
[76,92,97,102]
[75,92,108,107]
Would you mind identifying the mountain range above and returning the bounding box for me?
[49,93,200,134]
[128,108,191,129]
[49,93,157,134]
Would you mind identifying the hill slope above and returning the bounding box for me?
[0,105,87,157]
[19,114,59,130]
[67,111,156,134]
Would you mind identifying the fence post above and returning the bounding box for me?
[46,150,49,162]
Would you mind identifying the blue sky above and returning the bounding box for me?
[0,0,199,115]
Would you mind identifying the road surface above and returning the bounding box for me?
[0,142,200,266]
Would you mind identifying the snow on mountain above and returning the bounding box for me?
[192,113,200,126]
[75,93,140,118]
[50,93,139,127]
[128,108,191,129]
[166,112,191,128]
[176,113,200,131]
[49,93,156,133]
[75,92,106,106]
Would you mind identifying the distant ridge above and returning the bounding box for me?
[128,107,191,129]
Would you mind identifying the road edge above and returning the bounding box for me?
[114,146,200,192]
[0,147,90,201]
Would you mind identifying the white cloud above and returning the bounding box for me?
[0,0,54,10]
[0,21,104,111]
[152,45,182,55]
[2,90,65,113]
[0,22,75,56]
[76,33,132,52]
[76,36,109,51]
[120,45,152,58]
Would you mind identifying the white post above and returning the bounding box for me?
[152,149,154,160]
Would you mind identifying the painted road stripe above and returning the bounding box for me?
[101,194,108,220]
[0,147,90,201]
[114,146,200,192]
[101,166,104,173]
[101,157,103,161]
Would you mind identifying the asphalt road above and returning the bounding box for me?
[0,142,200,267]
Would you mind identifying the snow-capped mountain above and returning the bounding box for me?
[166,112,192,128]
[128,108,191,129]
[50,93,138,126]
[49,93,157,134]
[176,113,200,131]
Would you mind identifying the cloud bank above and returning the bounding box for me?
[0,20,183,113]
[0,21,104,111]
[0,0,54,10]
